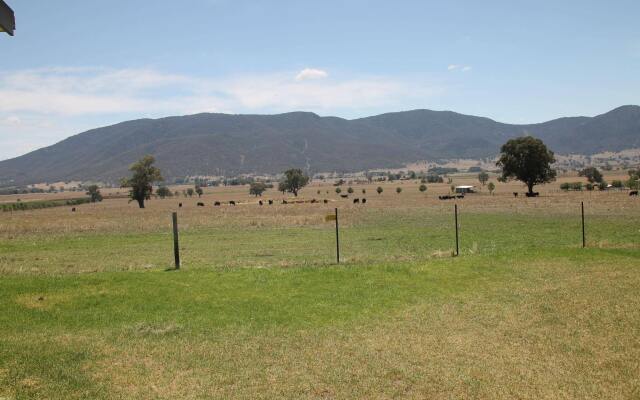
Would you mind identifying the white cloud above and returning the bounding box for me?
[0,67,438,117]
[5,116,21,125]
[295,68,328,81]
[448,65,472,72]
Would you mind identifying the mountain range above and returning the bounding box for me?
[1,105,639,185]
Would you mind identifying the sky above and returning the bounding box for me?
[1,0,639,160]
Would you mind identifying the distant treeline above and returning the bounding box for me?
[1,197,91,212]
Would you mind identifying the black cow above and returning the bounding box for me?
[179,203,183,207]
[353,198,360,204]
[282,200,288,204]
[340,194,348,199]
[630,190,639,196]
[229,201,236,206]
[439,195,454,200]
[197,202,205,207]
[513,192,519,198]
[361,198,367,204]
[214,201,221,206]
[323,199,329,204]
[71,207,76,212]
[525,192,540,197]
[456,194,465,199]
[258,200,263,205]
[268,199,273,205]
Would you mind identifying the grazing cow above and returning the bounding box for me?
[282,200,288,204]
[179,203,183,207]
[323,199,329,204]
[268,199,273,205]
[197,202,205,207]
[340,194,348,199]
[258,200,263,205]
[630,190,639,196]
[525,192,540,198]
[513,192,519,198]
[311,199,317,204]
[214,201,221,206]
[229,201,236,206]
[71,207,76,212]
[353,198,360,204]
[456,194,465,199]
[362,198,367,204]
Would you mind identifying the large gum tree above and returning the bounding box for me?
[496,136,556,195]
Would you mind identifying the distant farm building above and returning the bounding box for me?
[455,185,476,194]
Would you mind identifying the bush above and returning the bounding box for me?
[612,180,624,188]
[1,197,91,212]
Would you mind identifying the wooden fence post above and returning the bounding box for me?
[335,208,340,264]
[172,212,181,269]
[454,204,459,256]
[581,201,586,248]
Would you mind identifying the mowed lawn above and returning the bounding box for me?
[1,191,640,399]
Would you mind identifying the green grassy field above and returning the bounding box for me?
[1,193,639,398]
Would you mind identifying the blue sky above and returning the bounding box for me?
[1,0,639,160]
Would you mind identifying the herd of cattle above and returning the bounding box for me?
[183,198,368,208]
[68,189,639,212]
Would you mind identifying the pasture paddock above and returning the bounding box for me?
[1,177,639,399]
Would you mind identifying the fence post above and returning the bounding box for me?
[335,208,340,264]
[454,204,459,256]
[581,201,586,248]
[172,212,181,269]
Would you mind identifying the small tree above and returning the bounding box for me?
[627,169,639,190]
[157,186,172,199]
[86,185,103,202]
[396,187,402,194]
[419,184,427,193]
[195,185,203,197]
[280,168,309,197]
[487,181,495,195]
[335,187,342,194]
[120,155,163,208]
[362,189,366,194]
[496,136,556,195]
[249,182,267,197]
[347,187,354,194]
[376,186,383,195]
[186,188,195,197]
[278,181,287,195]
[579,167,604,184]
[478,171,489,186]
